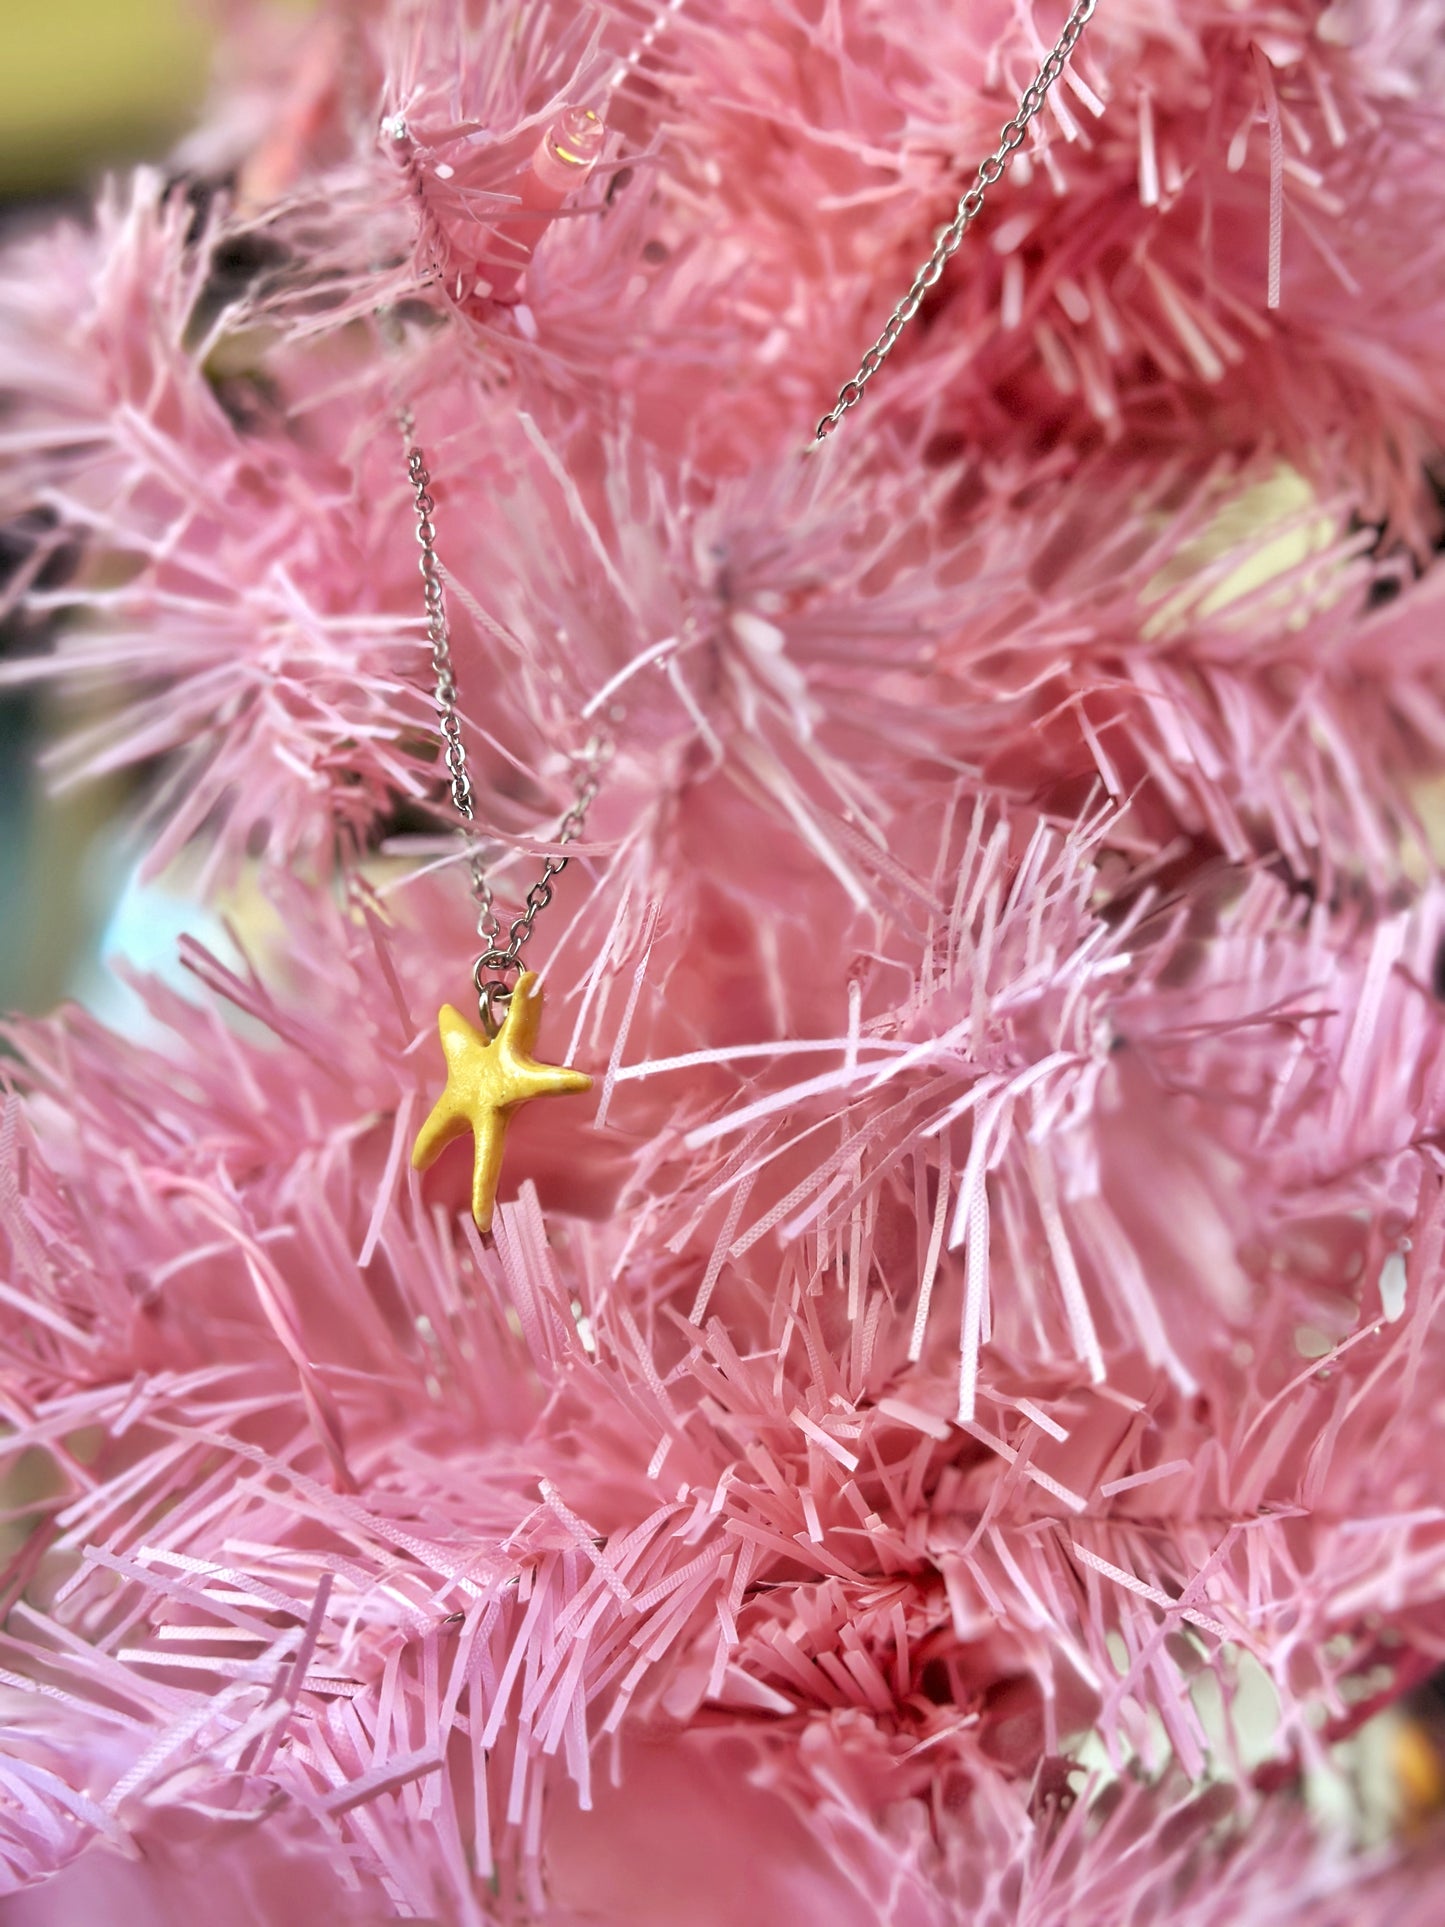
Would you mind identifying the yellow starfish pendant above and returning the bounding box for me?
[411,971,592,1232]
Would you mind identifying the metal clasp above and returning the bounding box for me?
[472,948,520,1038]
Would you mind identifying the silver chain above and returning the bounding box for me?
[400,410,611,1025]
[399,2,1095,1007]
[815,0,1097,441]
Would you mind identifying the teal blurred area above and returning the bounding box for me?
[0,693,36,1007]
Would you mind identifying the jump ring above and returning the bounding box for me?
[476,978,513,1038]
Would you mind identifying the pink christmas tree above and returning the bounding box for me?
[3,1,1445,1919]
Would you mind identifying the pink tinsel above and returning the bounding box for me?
[3,0,1445,1919]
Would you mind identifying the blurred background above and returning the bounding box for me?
[1,1,213,1017]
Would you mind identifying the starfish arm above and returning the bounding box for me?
[497,974,545,1056]
[507,1059,594,1101]
[411,1094,471,1172]
[437,1003,486,1066]
[470,1109,511,1233]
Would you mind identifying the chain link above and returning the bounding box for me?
[401,412,610,1017]
[815,0,1097,442]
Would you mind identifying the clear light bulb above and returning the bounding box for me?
[531,106,605,195]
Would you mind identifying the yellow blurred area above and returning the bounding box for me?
[0,0,211,193]
[1394,1717,1445,1823]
